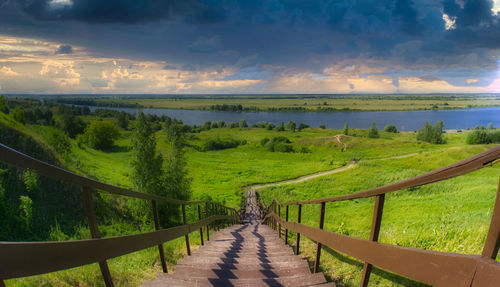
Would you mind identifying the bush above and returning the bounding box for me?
[79,121,120,150]
[229,122,239,128]
[201,137,242,151]
[466,129,492,144]
[11,106,25,124]
[264,136,293,153]
[57,114,86,138]
[417,121,445,144]
[343,123,348,135]
[299,146,311,153]
[239,120,248,128]
[45,128,71,154]
[319,124,326,129]
[298,123,309,130]
[384,124,398,133]
[368,122,379,138]
[276,121,285,131]
[491,131,500,143]
[266,123,275,130]
[286,121,296,131]
[260,138,270,146]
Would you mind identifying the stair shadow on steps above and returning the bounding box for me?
[207,224,285,287]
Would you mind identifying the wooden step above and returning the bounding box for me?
[176,260,311,270]
[173,265,312,279]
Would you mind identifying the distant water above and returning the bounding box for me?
[86,106,500,131]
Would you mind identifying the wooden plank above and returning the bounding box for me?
[482,178,500,259]
[198,205,204,246]
[296,204,302,255]
[360,194,385,287]
[314,202,326,273]
[152,200,167,273]
[83,187,114,287]
[285,205,289,245]
[269,213,480,287]
[205,202,210,241]
[0,215,231,279]
[182,204,191,256]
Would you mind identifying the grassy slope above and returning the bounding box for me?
[96,95,500,111]
[258,140,500,286]
[4,117,499,286]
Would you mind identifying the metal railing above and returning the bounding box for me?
[0,144,241,287]
[262,145,500,287]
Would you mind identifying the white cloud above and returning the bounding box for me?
[442,13,456,31]
[0,66,20,76]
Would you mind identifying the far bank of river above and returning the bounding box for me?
[84,105,500,131]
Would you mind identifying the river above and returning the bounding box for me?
[86,106,500,131]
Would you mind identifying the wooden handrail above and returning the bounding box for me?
[0,143,240,286]
[261,145,500,287]
[278,145,500,205]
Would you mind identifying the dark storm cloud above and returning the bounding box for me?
[2,0,500,86]
[55,44,73,54]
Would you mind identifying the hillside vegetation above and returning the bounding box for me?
[1,97,499,286]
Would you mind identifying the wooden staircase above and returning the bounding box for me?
[143,189,333,286]
[143,223,332,286]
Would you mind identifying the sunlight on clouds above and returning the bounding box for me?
[0,66,20,76]
[442,13,456,30]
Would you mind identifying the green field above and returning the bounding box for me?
[79,94,500,112]
[1,104,499,286]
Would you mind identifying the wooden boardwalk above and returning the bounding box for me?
[142,190,332,287]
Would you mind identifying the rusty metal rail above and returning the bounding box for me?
[0,144,241,286]
[262,145,500,287]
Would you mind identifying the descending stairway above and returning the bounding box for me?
[143,189,333,287]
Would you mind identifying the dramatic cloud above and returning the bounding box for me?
[1,0,500,93]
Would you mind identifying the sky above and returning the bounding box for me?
[1,0,500,94]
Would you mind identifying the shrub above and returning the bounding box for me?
[491,131,500,143]
[11,106,25,124]
[239,120,248,128]
[319,124,326,129]
[417,121,445,144]
[260,138,270,146]
[466,129,492,144]
[201,137,242,151]
[266,123,275,130]
[0,95,9,113]
[229,122,239,128]
[299,146,311,153]
[57,114,86,138]
[79,121,120,150]
[276,121,285,131]
[488,123,494,129]
[384,124,398,133]
[264,136,293,153]
[368,122,379,138]
[343,123,348,135]
[45,128,71,154]
[298,123,309,130]
[286,121,296,132]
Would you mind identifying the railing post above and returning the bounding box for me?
[285,205,289,245]
[482,179,500,259]
[360,194,385,287]
[152,200,168,273]
[83,187,114,287]
[296,204,302,255]
[278,204,282,238]
[273,201,277,231]
[198,204,204,246]
[205,202,210,241]
[0,279,5,287]
[182,203,191,256]
[314,202,326,273]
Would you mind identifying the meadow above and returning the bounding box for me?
[84,94,500,112]
[1,104,499,286]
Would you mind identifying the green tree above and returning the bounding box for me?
[0,95,9,113]
[368,122,379,138]
[130,113,164,221]
[118,112,129,130]
[343,123,348,135]
[319,124,326,129]
[384,124,398,133]
[11,106,25,124]
[239,120,248,128]
[298,123,309,131]
[277,121,285,131]
[162,122,192,225]
[286,121,296,132]
[57,114,86,138]
[417,121,445,144]
[466,129,492,144]
[79,121,120,150]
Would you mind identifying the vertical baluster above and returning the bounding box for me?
[152,200,167,273]
[273,201,277,231]
[360,194,385,287]
[314,202,326,273]
[296,204,302,255]
[285,205,289,245]
[1,279,5,287]
[182,203,191,256]
[205,202,210,241]
[83,187,114,287]
[198,204,204,246]
[278,204,282,238]
[482,179,500,259]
